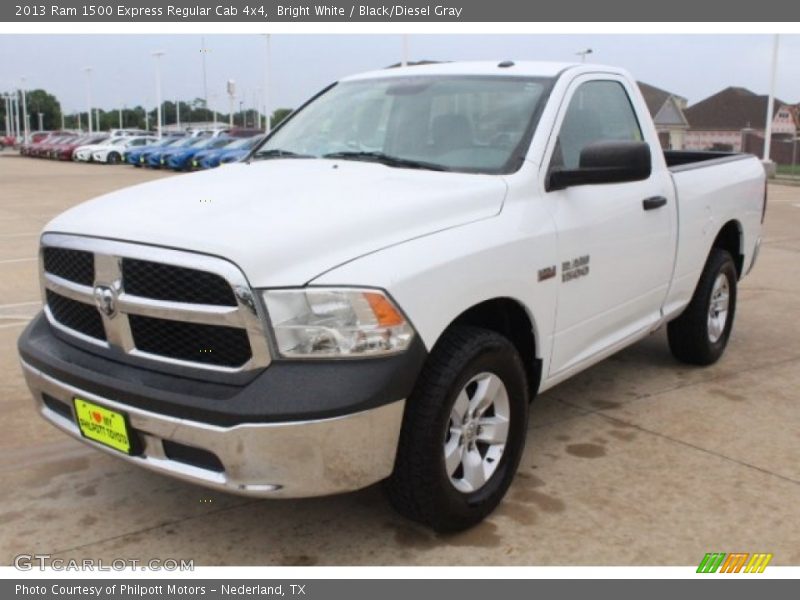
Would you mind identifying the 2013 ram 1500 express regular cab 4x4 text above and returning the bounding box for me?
[19,61,766,531]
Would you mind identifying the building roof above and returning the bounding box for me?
[685,86,787,130]
[637,81,686,116]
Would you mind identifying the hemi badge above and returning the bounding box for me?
[538,266,557,282]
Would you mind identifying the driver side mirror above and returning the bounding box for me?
[546,140,651,192]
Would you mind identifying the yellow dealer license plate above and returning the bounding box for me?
[73,398,132,454]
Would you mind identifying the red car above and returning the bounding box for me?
[44,135,82,159]
[30,134,73,158]
[20,131,62,156]
[54,133,108,161]
[0,134,16,150]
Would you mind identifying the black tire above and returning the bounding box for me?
[107,152,120,165]
[668,248,737,366]
[385,325,529,532]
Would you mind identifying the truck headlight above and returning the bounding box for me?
[262,288,414,358]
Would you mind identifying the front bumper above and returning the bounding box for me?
[21,360,406,498]
[18,314,426,497]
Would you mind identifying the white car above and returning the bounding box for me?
[92,136,158,164]
[72,136,117,162]
[19,61,765,532]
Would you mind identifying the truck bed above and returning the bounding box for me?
[664,150,754,172]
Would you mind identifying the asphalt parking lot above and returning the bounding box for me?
[1,153,799,566]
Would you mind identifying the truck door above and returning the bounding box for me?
[545,76,676,377]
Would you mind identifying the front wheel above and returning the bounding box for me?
[668,248,738,365]
[107,152,120,165]
[385,325,529,532]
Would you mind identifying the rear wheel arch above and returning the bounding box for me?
[712,220,744,278]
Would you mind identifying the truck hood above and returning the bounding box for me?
[45,159,507,286]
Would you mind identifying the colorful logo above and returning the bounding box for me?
[697,552,773,573]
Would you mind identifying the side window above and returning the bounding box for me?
[551,80,642,170]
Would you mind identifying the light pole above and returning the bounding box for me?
[263,34,271,133]
[20,78,29,143]
[95,108,100,133]
[763,34,779,165]
[176,98,181,129]
[13,91,21,140]
[82,67,93,134]
[152,50,165,139]
[576,48,593,63]
[227,80,235,128]
[201,36,209,111]
[38,112,43,131]
[3,94,9,137]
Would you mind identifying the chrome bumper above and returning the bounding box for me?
[21,360,405,498]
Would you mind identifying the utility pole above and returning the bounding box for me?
[176,98,181,129]
[83,67,93,134]
[152,50,165,139]
[77,111,81,132]
[763,34,780,165]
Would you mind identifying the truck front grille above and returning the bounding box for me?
[129,315,251,367]
[45,289,107,341]
[40,234,271,374]
[43,247,94,286]
[122,258,237,306]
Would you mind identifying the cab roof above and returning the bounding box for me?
[341,60,614,82]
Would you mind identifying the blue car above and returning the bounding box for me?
[194,135,265,169]
[166,136,235,171]
[125,136,183,167]
[147,136,208,169]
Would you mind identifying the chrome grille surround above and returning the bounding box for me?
[39,233,271,373]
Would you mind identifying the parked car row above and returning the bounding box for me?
[16,128,265,170]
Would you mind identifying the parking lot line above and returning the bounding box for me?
[0,301,41,308]
[0,257,37,264]
[0,232,38,239]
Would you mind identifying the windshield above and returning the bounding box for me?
[253,75,552,173]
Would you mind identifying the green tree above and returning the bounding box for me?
[1,89,62,132]
[270,108,292,129]
[24,89,62,131]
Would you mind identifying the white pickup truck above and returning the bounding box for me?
[19,61,766,532]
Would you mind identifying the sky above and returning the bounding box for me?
[0,34,799,114]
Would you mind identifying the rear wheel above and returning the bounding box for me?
[386,325,529,532]
[668,248,737,365]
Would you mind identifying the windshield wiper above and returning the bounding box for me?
[251,148,314,160]
[322,151,449,172]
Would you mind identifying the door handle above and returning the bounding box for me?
[642,196,668,211]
